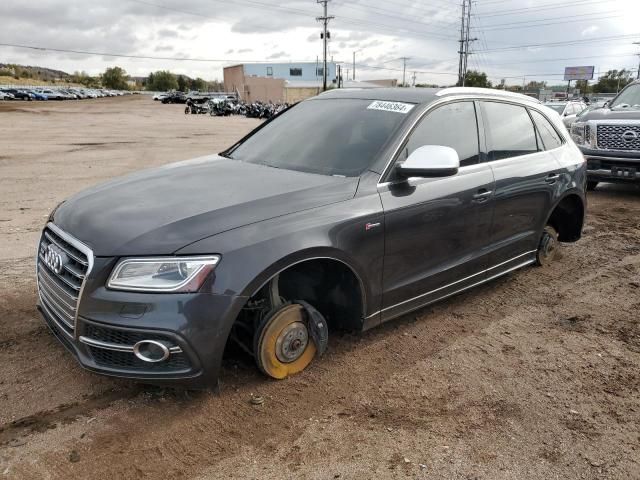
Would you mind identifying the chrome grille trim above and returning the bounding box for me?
[36,223,94,337]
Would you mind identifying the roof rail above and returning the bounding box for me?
[436,87,541,103]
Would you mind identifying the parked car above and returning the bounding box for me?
[0,91,15,100]
[37,87,586,389]
[544,100,587,125]
[571,79,640,189]
[34,89,65,100]
[1,88,33,100]
[564,101,607,128]
[28,90,49,101]
[162,91,188,104]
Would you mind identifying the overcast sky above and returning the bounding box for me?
[1,0,639,86]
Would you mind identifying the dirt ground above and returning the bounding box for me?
[0,95,639,479]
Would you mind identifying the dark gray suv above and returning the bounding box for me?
[37,87,586,388]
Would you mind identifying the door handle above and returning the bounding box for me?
[545,173,561,183]
[472,189,493,202]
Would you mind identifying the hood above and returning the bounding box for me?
[580,107,640,122]
[53,155,358,256]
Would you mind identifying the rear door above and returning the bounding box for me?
[480,101,562,272]
[378,100,495,322]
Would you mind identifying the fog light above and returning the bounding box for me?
[133,340,170,363]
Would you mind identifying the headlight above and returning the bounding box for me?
[107,256,220,292]
[571,122,594,148]
[570,122,586,145]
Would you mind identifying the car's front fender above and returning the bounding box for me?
[175,196,385,320]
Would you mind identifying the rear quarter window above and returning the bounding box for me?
[530,109,563,150]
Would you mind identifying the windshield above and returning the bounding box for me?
[610,83,640,109]
[227,99,412,177]
[545,103,566,113]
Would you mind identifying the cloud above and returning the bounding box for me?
[581,25,599,36]
[267,51,287,59]
[157,28,179,38]
[1,0,638,86]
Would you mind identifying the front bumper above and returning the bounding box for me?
[580,148,640,183]
[38,281,247,389]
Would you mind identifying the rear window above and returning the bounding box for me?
[228,99,412,177]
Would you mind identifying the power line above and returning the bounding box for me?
[475,9,623,29]
[0,42,307,64]
[332,1,459,35]
[478,34,640,53]
[472,13,624,32]
[478,0,613,18]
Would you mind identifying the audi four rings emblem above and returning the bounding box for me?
[43,243,67,274]
[621,130,638,142]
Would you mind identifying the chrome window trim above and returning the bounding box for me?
[376,95,547,186]
[366,250,536,319]
[37,222,94,338]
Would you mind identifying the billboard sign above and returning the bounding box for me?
[564,66,595,81]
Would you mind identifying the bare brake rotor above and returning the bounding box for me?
[275,321,309,363]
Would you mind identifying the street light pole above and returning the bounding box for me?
[352,49,362,81]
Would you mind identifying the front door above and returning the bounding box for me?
[378,101,495,323]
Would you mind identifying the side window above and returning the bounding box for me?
[403,101,480,167]
[482,102,538,161]
[530,109,563,150]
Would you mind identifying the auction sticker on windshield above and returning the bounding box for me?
[367,100,415,114]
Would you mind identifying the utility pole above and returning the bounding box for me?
[401,57,410,87]
[316,0,334,91]
[461,0,477,87]
[353,51,356,81]
[634,42,640,79]
[457,0,466,85]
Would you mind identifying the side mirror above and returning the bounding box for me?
[396,145,460,178]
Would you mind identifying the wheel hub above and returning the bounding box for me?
[541,233,557,259]
[275,322,309,363]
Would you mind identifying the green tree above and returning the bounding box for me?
[145,70,178,91]
[101,66,129,90]
[459,70,492,88]
[177,75,187,92]
[525,80,547,91]
[73,71,99,87]
[575,79,591,94]
[189,77,207,92]
[592,69,633,93]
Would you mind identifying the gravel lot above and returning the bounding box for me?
[0,95,639,479]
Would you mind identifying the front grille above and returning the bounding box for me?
[597,124,640,151]
[87,346,191,372]
[37,225,92,336]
